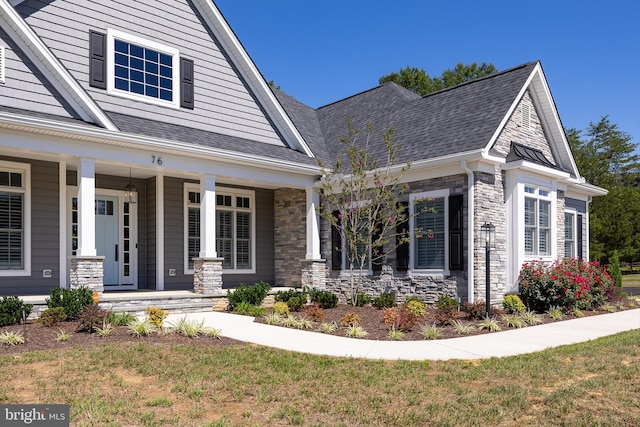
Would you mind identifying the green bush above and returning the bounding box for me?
[352,293,372,307]
[227,281,271,308]
[502,295,526,314]
[608,251,622,289]
[403,298,426,317]
[46,286,93,319]
[308,289,338,309]
[519,259,614,312]
[275,289,307,311]
[272,301,290,317]
[372,292,396,309]
[0,296,33,327]
[37,307,67,327]
[234,302,266,317]
[435,296,459,325]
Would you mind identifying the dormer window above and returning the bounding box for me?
[107,30,180,108]
[89,29,194,109]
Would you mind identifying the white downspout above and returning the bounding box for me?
[461,160,474,303]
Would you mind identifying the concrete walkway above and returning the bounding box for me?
[166,308,640,361]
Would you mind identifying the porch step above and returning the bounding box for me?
[20,287,297,319]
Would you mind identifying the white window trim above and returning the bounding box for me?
[409,189,449,276]
[563,209,577,259]
[106,28,181,108]
[183,184,256,275]
[0,160,31,276]
[523,183,553,258]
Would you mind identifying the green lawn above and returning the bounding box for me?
[1,330,639,426]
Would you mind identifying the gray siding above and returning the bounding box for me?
[565,197,587,213]
[163,177,186,290]
[144,177,157,290]
[0,29,78,119]
[17,0,285,146]
[0,156,59,295]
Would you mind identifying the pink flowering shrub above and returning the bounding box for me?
[518,258,615,313]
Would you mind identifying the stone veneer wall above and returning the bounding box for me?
[69,257,104,294]
[319,174,468,303]
[473,168,507,303]
[492,90,556,164]
[274,188,307,287]
[557,190,566,258]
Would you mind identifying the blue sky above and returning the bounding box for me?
[215,0,640,151]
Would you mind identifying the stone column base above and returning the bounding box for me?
[193,257,224,294]
[70,256,105,295]
[301,259,327,290]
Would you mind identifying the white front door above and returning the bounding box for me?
[69,188,137,289]
[95,195,119,285]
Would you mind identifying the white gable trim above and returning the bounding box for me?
[0,0,118,131]
[191,0,314,158]
[483,62,580,179]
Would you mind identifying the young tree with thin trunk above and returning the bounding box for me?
[317,120,435,305]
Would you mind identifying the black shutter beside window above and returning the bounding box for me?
[331,210,342,270]
[396,202,409,271]
[89,31,106,89]
[449,195,464,270]
[577,214,583,260]
[180,57,194,109]
[372,221,383,272]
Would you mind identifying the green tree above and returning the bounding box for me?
[317,120,434,305]
[567,116,640,263]
[379,62,497,96]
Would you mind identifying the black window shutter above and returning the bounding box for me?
[449,195,464,270]
[371,221,383,272]
[396,201,409,271]
[180,57,194,109]
[89,31,106,89]
[577,214,583,260]
[331,210,342,270]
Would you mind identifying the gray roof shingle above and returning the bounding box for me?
[106,111,319,166]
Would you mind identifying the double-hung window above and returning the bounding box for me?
[410,190,448,273]
[107,29,180,108]
[0,162,29,275]
[564,211,576,258]
[524,185,551,256]
[184,186,255,273]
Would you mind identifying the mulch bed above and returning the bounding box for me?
[1,299,637,355]
[255,299,639,341]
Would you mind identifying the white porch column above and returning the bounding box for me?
[59,160,67,288]
[305,187,321,260]
[199,174,217,258]
[76,158,96,256]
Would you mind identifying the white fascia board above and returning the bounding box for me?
[0,0,117,130]
[527,63,580,178]
[316,149,484,189]
[569,181,608,197]
[482,63,580,179]
[0,112,323,178]
[191,0,314,158]
[502,159,570,180]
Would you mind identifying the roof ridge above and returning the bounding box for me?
[317,84,391,110]
[420,61,539,99]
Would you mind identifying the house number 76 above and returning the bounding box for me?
[151,156,163,165]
